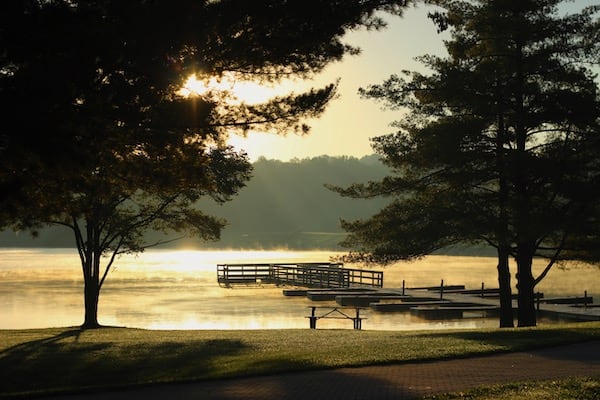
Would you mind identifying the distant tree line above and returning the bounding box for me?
[0,155,391,250]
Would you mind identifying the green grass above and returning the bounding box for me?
[422,377,600,400]
[0,322,599,398]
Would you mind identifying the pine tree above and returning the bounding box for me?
[330,0,600,327]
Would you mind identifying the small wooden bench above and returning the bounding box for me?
[306,306,366,330]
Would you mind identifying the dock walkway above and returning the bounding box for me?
[422,289,600,322]
[286,285,600,323]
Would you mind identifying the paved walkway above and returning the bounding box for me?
[46,340,599,400]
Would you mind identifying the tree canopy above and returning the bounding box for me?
[0,0,409,328]
[330,0,600,327]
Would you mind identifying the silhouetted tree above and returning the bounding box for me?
[330,0,600,327]
[0,0,408,328]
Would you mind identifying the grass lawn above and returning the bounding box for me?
[1,321,599,398]
[422,377,600,400]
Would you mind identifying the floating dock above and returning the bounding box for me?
[410,304,502,319]
[217,262,383,288]
[370,300,451,312]
[335,294,411,307]
[284,284,600,323]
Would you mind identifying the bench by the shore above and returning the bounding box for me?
[306,306,366,330]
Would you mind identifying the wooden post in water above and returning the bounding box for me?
[584,290,588,309]
[309,306,317,329]
[536,292,541,311]
[354,308,362,330]
[440,279,444,300]
[402,280,405,296]
[481,282,485,298]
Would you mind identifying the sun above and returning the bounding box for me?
[179,72,295,105]
[178,72,312,158]
[179,75,230,98]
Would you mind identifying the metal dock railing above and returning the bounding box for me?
[217,262,383,288]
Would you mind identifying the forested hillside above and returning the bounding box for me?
[197,155,390,249]
[0,155,390,249]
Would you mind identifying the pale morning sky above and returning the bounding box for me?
[226,1,597,162]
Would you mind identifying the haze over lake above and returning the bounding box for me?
[1,248,597,331]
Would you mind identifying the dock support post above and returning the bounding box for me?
[481,282,485,298]
[309,307,317,329]
[584,290,588,309]
[402,280,405,296]
[440,279,444,300]
[353,308,362,330]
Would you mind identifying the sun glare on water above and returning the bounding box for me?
[113,249,338,274]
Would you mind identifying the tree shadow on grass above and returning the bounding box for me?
[2,327,597,399]
[0,329,251,398]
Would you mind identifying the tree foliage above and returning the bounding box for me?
[330,0,600,327]
[0,0,409,327]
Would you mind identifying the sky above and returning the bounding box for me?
[225,1,598,162]
[227,4,447,161]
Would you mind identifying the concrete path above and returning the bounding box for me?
[45,340,600,400]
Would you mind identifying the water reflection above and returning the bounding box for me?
[0,248,597,330]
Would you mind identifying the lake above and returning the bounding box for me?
[1,248,598,331]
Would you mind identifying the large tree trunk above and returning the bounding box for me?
[511,35,537,328]
[515,246,537,327]
[79,226,103,329]
[497,246,514,328]
[495,106,513,328]
[82,275,101,329]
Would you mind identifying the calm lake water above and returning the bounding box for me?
[1,248,598,331]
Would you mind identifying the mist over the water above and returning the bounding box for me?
[1,249,597,330]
